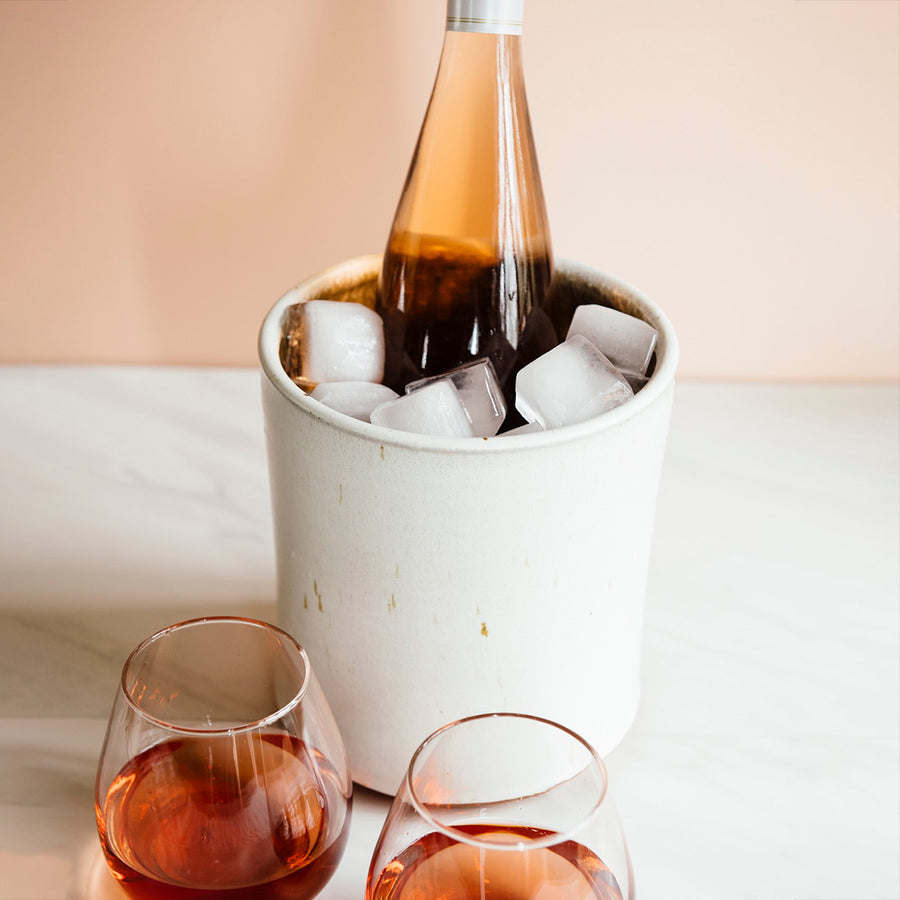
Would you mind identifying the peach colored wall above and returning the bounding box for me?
[0,0,897,379]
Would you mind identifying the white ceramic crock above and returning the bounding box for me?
[259,255,678,795]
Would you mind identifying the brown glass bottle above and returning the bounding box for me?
[377,1,558,414]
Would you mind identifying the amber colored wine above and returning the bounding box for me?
[377,1,558,415]
[379,231,556,403]
[97,732,350,900]
[367,823,624,900]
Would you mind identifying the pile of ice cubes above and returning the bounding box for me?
[285,299,658,438]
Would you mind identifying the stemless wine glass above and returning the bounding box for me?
[95,616,352,900]
[366,713,633,900]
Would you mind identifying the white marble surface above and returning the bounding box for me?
[0,367,897,900]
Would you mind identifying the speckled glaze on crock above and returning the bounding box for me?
[259,255,678,795]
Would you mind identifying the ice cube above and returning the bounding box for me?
[514,334,634,429]
[566,304,657,378]
[405,359,506,437]
[310,382,399,422]
[296,300,385,384]
[370,381,475,438]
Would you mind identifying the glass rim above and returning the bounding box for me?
[120,616,312,735]
[405,712,609,850]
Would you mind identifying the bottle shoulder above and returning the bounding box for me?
[384,28,548,241]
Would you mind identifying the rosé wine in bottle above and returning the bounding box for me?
[377,0,560,421]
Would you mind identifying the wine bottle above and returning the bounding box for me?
[376,0,558,417]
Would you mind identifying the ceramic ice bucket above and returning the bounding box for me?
[259,254,678,795]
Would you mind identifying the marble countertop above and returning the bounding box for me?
[0,367,897,899]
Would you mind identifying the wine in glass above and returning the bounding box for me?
[95,616,352,899]
[367,712,633,900]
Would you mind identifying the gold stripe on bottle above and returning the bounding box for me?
[446,0,524,35]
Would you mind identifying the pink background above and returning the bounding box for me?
[1,0,897,379]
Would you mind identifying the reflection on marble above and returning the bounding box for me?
[0,369,897,899]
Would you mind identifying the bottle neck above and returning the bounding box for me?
[446,0,524,35]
